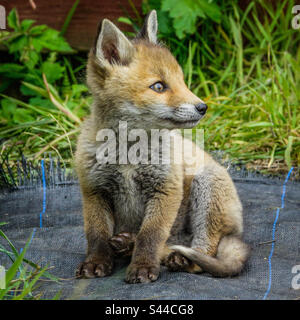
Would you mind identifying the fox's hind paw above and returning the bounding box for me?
[109,232,136,257]
[164,251,204,273]
[164,251,192,272]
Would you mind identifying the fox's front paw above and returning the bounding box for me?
[76,256,113,279]
[125,263,160,284]
[109,232,136,257]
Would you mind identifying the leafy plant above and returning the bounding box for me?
[1,8,73,69]
[161,0,221,39]
[141,0,222,38]
[0,8,90,163]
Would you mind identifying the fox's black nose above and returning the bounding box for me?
[195,102,208,115]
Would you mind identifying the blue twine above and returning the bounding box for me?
[263,166,294,300]
[39,159,47,228]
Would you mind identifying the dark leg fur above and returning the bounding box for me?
[76,193,115,279]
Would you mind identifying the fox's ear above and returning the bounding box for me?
[137,10,158,44]
[95,19,134,65]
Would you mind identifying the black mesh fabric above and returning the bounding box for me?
[0,163,299,300]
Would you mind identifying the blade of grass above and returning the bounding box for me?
[61,0,80,36]
[42,73,81,124]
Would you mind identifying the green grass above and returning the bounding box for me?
[0,8,90,166]
[0,1,299,177]
[164,0,300,175]
[0,222,60,300]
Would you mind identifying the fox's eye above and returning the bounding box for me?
[150,82,166,93]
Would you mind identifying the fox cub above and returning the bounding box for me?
[75,10,250,283]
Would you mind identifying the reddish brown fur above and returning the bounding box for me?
[87,41,200,111]
[75,12,249,282]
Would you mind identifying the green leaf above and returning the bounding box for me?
[1,98,17,120]
[117,17,133,25]
[29,97,55,110]
[22,81,48,98]
[24,50,39,69]
[7,8,20,30]
[162,0,200,38]
[197,0,221,23]
[8,35,27,53]
[42,61,65,83]
[29,25,47,36]
[0,93,55,117]
[161,0,220,38]
[71,84,88,97]
[13,108,35,123]
[31,37,44,52]
[0,63,25,79]
[21,19,35,32]
[36,29,73,53]
[20,84,37,96]
[20,75,43,96]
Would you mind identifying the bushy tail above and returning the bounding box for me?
[170,236,250,277]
